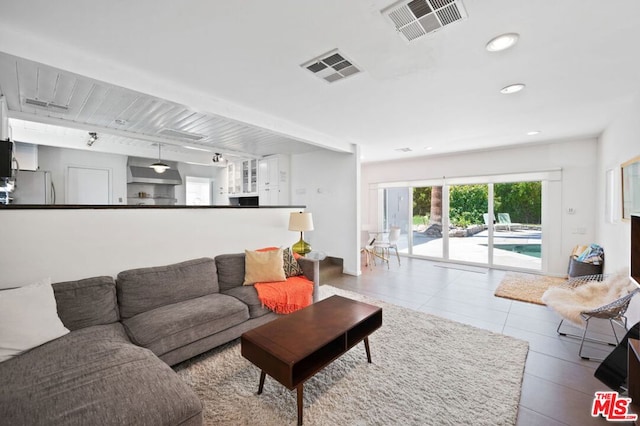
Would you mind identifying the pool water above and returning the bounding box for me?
[493,244,541,258]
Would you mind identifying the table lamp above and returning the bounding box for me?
[289,212,314,256]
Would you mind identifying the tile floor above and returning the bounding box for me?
[326,256,634,426]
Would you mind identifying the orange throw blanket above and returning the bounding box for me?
[254,276,313,314]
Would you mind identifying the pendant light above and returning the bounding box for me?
[150,144,170,173]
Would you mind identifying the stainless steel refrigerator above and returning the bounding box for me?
[12,170,54,204]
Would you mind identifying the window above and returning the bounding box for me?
[185,176,211,206]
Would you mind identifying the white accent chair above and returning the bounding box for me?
[373,226,401,269]
[542,273,640,361]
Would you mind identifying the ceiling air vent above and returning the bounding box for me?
[382,0,468,42]
[24,97,69,111]
[301,49,361,83]
[158,128,205,141]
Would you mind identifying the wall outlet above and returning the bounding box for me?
[567,207,576,214]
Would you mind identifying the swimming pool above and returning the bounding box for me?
[492,244,541,258]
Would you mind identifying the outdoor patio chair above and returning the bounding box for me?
[541,273,640,361]
[497,213,522,231]
[483,213,508,231]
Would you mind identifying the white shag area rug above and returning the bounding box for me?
[175,286,529,426]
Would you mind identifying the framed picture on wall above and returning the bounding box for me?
[622,155,640,220]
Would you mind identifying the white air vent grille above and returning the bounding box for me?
[24,97,69,111]
[382,0,467,42]
[158,128,205,141]
[301,50,361,83]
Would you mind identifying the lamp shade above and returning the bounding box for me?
[288,212,314,232]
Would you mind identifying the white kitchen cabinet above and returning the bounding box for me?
[242,159,257,193]
[258,186,279,205]
[227,162,241,195]
[14,142,38,171]
[228,159,258,195]
[258,155,289,205]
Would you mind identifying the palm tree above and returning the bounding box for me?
[426,186,443,237]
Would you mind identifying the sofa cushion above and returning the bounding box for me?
[122,293,249,357]
[215,253,246,291]
[117,257,218,319]
[222,286,272,318]
[0,323,202,426]
[0,278,70,363]
[53,276,119,330]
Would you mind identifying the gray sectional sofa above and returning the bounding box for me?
[0,253,318,426]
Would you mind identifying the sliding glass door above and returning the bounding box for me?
[448,184,489,264]
[411,186,443,258]
[492,181,542,270]
[379,177,544,271]
[382,187,410,252]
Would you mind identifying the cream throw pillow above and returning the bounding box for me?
[243,248,287,285]
[0,277,70,363]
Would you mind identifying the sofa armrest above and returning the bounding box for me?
[297,258,320,303]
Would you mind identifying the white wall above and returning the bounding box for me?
[38,145,128,204]
[291,148,360,275]
[0,207,303,287]
[597,96,640,273]
[362,138,599,276]
[597,95,640,324]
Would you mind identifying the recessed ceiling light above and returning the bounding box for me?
[500,83,526,94]
[486,33,519,52]
[527,130,541,136]
[425,147,433,150]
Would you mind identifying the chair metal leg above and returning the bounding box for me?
[392,246,400,265]
[610,319,620,345]
[556,317,621,361]
[578,318,594,360]
[384,247,389,269]
[362,249,371,270]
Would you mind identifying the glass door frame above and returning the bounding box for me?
[374,170,559,273]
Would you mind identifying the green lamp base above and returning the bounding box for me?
[292,237,311,257]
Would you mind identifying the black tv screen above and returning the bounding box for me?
[0,140,12,178]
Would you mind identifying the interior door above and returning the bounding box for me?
[66,166,110,204]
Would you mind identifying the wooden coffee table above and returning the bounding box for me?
[241,295,382,425]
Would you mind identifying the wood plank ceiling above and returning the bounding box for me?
[0,51,320,158]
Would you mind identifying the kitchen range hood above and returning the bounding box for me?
[127,165,183,185]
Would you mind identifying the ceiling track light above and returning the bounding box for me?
[150,144,170,173]
[500,83,526,94]
[87,132,98,146]
[486,33,520,52]
[212,153,224,163]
